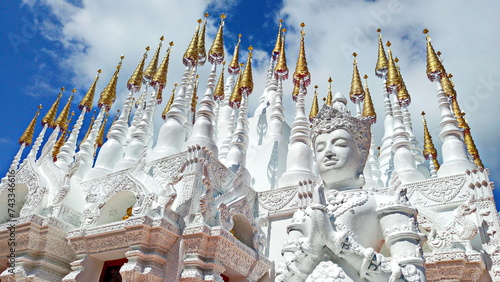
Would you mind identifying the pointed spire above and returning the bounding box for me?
[214,62,226,101]
[95,112,109,148]
[183,20,201,67]
[191,76,199,112]
[293,23,311,88]
[144,37,164,81]
[80,70,101,112]
[19,105,41,146]
[162,83,177,120]
[274,28,289,80]
[229,63,244,108]
[197,13,208,66]
[422,111,440,170]
[239,46,254,95]
[127,47,149,92]
[272,19,283,60]
[55,88,75,132]
[98,56,124,111]
[152,41,174,91]
[349,52,365,103]
[463,117,483,168]
[80,110,96,146]
[42,88,64,128]
[395,58,411,106]
[326,77,333,106]
[375,28,388,78]
[385,41,400,94]
[208,14,225,65]
[309,85,319,122]
[52,112,73,161]
[440,71,457,98]
[423,29,443,82]
[362,75,376,123]
[228,34,242,75]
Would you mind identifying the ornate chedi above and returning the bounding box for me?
[0,16,498,282]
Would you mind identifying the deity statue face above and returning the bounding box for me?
[314,128,364,190]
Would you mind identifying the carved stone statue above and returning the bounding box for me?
[276,105,426,281]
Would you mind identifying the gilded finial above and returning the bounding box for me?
[440,71,456,97]
[274,28,289,80]
[80,110,96,146]
[214,62,225,101]
[349,52,365,103]
[79,69,101,112]
[229,64,244,108]
[127,46,149,92]
[375,28,388,78]
[228,34,242,75]
[309,85,319,122]
[395,58,411,106]
[144,37,164,81]
[98,56,124,111]
[55,90,75,131]
[239,47,254,95]
[424,29,443,82]
[162,83,177,120]
[462,118,483,168]
[422,112,440,170]
[19,105,42,146]
[197,15,208,66]
[326,77,333,106]
[183,21,200,67]
[293,23,311,88]
[272,19,283,60]
[152,42,173,92]
[95,112,109,148]
[385,42,400,94]
[362,75,376,124]
[208,14,225,65]
[52,128,69,162]
[42,90,63,128]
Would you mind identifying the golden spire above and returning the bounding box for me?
[183,20,200,67]
[395,58,411,106]
[228,34,242,75]
[152,41,174,91]
[375,28,388,78]
[292,84,300,100]
[462,118,483,168]
[52,112,73,161]
[422,112,440,170]
[229,63,244,108]
[79,69,101,112]
[440,71,457,97]
[274,28,289,80]
[239,46,254,95]
[55,88,75,132]
[385,41,400,94]
[144,37,164,81]
[362,75,376,124]
[98,56,124,111]
[127,46,149,92]
[156,87,164,105]
[80,110,96,146]
[214,62,225,101]
[309,85,319,122]
[208,14,225,65]
[451,97,467,129]
[272,19,283,60]
[162,83,177,120]
[197,13,208,66]
[349,52,365,103]
[191,76,199,111]
[293,23,311,87]
[42,88,64,128]
[326,77,333,106]
[95,112,109,148]
[423,29,443,82]
[19,105,41,146]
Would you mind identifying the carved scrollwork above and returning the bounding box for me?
[412,176,466,203]
[258,187,297,211]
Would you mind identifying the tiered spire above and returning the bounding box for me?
[239,46,254,95]
[385,41,400,94]
[183,20,201,67]
[42,89,64,128]
[54,89,75,132]
[80,110,96,146]
[292,23,311,89]
[309,85,319,122]
[127,46,149,92]
[228,34,242,75]
[98,56,124,111]
[52,112,73,161]
[19,105,42,146]
[79,70,101,112]
[144,37,163,81]
[152,41,174,92]
[395,58,411,106]
[274,28,288,80]
[95,113,109,148]
[422,112,440,177]
[325,77,333,106]
[272,19,283,60]
[162,83,177,120]
[349,53,365,103]
[362,75,376,123]
[214,62,225,101]
[197,13,208,66]
[423,29,443,82]
[208,14,225,65]
[375,28,388,78]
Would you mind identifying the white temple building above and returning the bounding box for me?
[0,14,499,281]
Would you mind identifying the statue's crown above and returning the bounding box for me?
[311,105,371,154]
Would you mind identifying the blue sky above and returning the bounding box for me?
[1,0,499,208]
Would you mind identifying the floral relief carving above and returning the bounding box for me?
[258,187,297,211]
